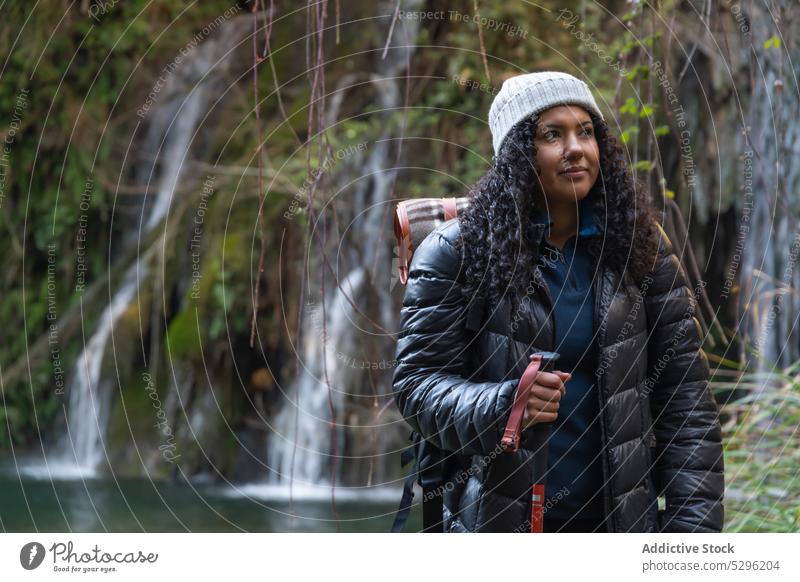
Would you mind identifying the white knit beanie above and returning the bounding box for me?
[488,71,604,155]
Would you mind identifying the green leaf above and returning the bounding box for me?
[620,125,639,145]
[655,125,670,137]
[633,160,654,172]
[619,97,638,115]
[639,104,655,118]
[764,35,781,49]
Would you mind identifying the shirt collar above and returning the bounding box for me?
[532,196,603,238]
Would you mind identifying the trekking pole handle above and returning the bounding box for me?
[500,355,542,453]
[501,351,561,453]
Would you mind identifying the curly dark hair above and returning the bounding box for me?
[456,112,661,312]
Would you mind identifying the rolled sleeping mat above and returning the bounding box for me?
[394,197,470,285]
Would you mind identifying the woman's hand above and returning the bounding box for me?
[522,369,570,428]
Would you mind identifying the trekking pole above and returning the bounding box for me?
[526,351,559,533]
[501,351,560,533]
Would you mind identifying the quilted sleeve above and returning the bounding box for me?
[392,225,518,456]
[644,224,724,532]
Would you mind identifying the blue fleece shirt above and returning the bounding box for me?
[533,196,605,521]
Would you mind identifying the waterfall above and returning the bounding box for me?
[62,263,150,475]
[262,1,422,498]
[266,268,363,493]
[49,17,250,478]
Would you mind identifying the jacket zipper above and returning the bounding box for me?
[532,265,555,350]
[538,237,613,530]
[593,261,614,532]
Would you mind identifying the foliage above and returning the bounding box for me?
[0,1,250,446]
[716,356,800,532]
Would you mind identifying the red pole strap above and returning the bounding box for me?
[500,354,542,453]
[530,484,545,533]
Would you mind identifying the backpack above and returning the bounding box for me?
[389,195,727,532]
[390,197,476,533]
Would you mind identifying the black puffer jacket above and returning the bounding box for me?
[392,218,724,532]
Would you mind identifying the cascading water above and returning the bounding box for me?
[260,1,423,500]
[60,263,151,476]
[46,17,250,478]
[261,268,364,499]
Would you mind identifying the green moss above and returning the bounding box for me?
[105,371,156,475]
[166,309,202,362]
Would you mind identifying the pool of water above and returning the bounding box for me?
[0,460,421,533]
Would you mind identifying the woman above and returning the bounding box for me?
[392,71,724,533]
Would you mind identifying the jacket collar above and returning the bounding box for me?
[531,196,603,244]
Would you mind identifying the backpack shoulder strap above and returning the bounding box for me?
[389,438,419,533]
[390,431,445,533]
